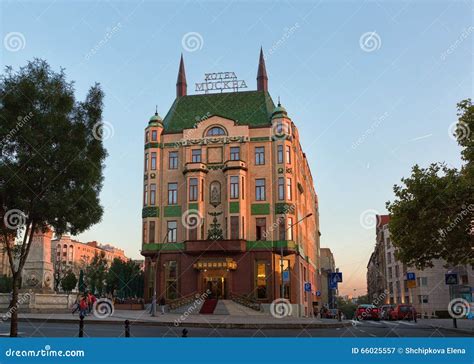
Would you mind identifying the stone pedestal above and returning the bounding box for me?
[22,229,54,292]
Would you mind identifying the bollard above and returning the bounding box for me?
[181,328,188,337]
[79,315,84,337]
[125,320,130,337]
[453,318,457,328]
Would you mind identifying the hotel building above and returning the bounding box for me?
[141,50,321,316]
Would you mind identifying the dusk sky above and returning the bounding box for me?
[2,0,471,296]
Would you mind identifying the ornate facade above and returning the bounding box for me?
[141,49,321,316]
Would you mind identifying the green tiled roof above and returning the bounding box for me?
[163,91,276,133]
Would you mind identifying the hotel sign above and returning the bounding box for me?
[195,72,248,93]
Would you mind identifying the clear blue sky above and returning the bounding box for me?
[2,0,471,295]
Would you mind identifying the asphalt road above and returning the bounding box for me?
[0,320,471,337]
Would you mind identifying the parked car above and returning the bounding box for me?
[380,304,395,320]
[354,304,380,320]
[389,304,416,321]
[321,307,338,319]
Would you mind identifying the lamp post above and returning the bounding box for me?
[151,228,171,317]
[280,213,313,299]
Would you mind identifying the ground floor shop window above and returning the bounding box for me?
[165,261,178,299]
[255,260,268,299]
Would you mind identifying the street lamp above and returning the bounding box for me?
[280,212,313,300]
[151,228,171,317]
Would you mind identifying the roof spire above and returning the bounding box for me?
[155,105,158,115]
[176,53,187,98]
[256,47,268,92]
[278,96,281,107]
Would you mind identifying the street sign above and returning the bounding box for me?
[445,273,458,285]
[329,280,338,290]
[316,290,321,297]
[331,272,343,283]
[282,270,290,282]
[304,282,312,292]
[407,280,416,289]
[406,272,416,281]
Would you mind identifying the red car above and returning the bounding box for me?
[355,304,380,320]
[389,304,416,321]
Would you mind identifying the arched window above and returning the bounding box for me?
[206,126,226,136]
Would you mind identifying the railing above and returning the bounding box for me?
[229,292,261,311]
[167,292,199,310]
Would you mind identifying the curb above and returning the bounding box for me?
[428,324,474,336]
[16,317,352,330]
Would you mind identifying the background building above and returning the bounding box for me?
[320,248,337,308]
[141,50,322,316]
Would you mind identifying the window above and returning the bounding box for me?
[418,277,428,287]
[189,216,198,240]
[144,153,149,172]
[145,131,149,143]
[287,178,292,200]
[256,261,267,299]
[151,130,157,141]
[287,217,293,240]
[230,147,240,161]
[278,218,285,240]
[277,145,283,164]
[256,218,266,241]
[151,152,157,170]
[230,176,239,199]
[189,178,198,201]
[278,177,285,200]
[143,185,148,206]
[418,295,429,304]
[142,222,147,243]
[388,267,392,279]
[165,261,178,299]
[168,183,178,205]
[230,216,239,240]
[286,145,291,164]
[395,265,399,278]
[167,221,177,243]
[396,281,401,293]
[192,149,201,163]
[169,151,178,169]
[255,147,265,165]
[206,127,226,136]
[255,179,265,201]
[149,221,155,243]
[387,252,391,264]
[150,184,156,205]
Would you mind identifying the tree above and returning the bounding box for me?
[60,270,77,293]
[85,251,108,295]
[78,269,85,293]
[0,59,107,336]
[387,99,473,268]
[106,258,144,298]
[336,297,357,319]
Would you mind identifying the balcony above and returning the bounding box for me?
[184,239,246,254]
[183,162,208,175]
[223,160,247,172]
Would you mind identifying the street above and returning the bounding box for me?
[1,320,471,338]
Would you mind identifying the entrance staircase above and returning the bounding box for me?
[199,298,218,314]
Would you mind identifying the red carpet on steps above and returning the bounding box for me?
[199,299,218,314]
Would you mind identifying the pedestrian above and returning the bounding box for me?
[71,294,80,315]
[79,296,88,318]
[159,296,166,315]
[87,292,94,313]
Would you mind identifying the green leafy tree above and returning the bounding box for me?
[387,99,473,268]
[85,251,108,295]
[336,297,358,319]
[0,59,107,336]
[78,270,85,293]
[60,270,78,293]
[0,275,13,293]
[106,258,144,298]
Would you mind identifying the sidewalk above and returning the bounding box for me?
[17,310,351,329]
[418,318,474,334]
